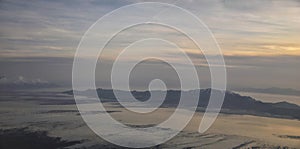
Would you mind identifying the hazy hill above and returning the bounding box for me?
[233,87,300,96]
[63,88,300,120]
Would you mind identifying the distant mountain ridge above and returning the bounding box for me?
[0,76,59,90]
[233,87,300,96]
[63,88,300,120]
[0,82,59,90]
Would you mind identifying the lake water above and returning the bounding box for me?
[0,90,299,148]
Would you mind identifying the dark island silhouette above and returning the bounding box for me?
[64,88,300,120]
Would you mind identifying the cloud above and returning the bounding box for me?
[0,0,299,90]
[1,0,300,58]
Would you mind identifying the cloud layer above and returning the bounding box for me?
[0,0,299,90]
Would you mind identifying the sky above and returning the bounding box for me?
[0,0,300,90]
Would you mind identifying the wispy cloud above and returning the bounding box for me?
[1,0,300,58]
